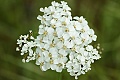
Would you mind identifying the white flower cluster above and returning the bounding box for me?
[16,1,101,79]
[16,31,36,63]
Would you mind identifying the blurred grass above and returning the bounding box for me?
[0,0,120,80]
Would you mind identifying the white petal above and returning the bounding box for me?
[47,27,54,34]
[54,59,59,64]
[51,64,57,70]
[56,67,62,72]
[74,38,82,45]
[44,44,49,50]
[84,51,88,56]
[64,41,74,48]
[39,25,44,28]
[38,29,44,34]
[63,33,70,40]
[56,42,63,49]
[43,36,49,43]
[93,35,97,41]
[43,51,49,57]
[56,27,63,38]
[42,64,49,71]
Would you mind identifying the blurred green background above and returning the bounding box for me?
[0,0,120,80]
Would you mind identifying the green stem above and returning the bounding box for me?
[59,72,62,80]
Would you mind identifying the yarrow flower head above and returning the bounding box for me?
[16,1,101,79]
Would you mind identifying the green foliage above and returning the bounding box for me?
[0,0,120,80]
